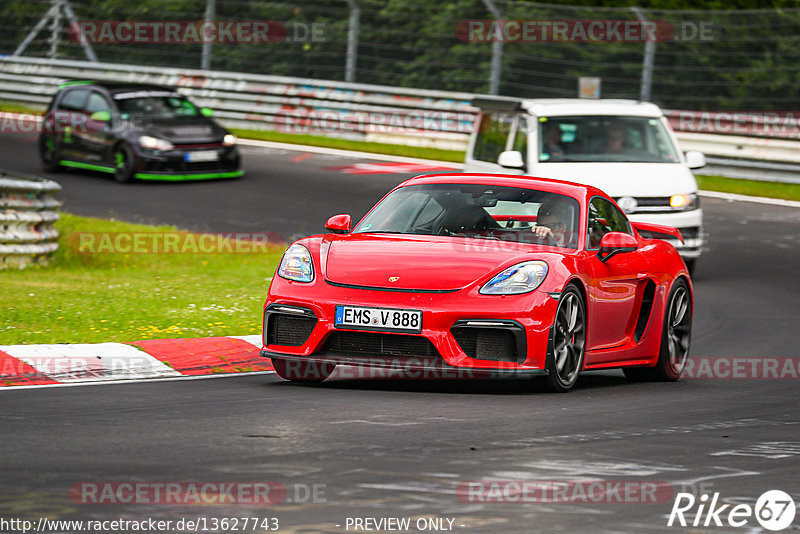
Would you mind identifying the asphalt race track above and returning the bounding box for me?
[1,131,800,533]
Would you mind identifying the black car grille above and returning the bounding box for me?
[267,314,317,346]
[451,327,519,363]
[322,331,440,360]
[632,197,671,207]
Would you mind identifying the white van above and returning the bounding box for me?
[465,97,705,272]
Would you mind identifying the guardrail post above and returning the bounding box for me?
[481,0,503,95]
[201,0,216,70]
[631,6,655,102]
[345,0,360,83]
[0,171,62,269]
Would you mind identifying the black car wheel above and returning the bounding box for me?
[40,135,62,172]
[545,285,586,392]
[272,357,335,383]
[113,144,136,183]
[624,278,692,382]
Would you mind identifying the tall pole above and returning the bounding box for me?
[482,0,503,95]
[201,0,215,69]
[632,7,655,102]
[48,0,63,59]
[345,0,359,83]
[62,0,97,62]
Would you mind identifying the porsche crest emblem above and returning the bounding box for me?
[388,276,400,282]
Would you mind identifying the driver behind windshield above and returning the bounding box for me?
[532,198,572,246]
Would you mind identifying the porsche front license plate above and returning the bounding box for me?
[185,150,218,162]
[335,305,422,333]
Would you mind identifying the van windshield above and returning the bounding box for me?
[538,116,680,163]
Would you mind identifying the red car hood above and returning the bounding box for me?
[323,234,540,291]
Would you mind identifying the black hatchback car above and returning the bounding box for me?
[40,81,242,182]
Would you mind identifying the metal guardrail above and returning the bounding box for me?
[1,56,799,182]
[0,56,476,151]
[0,171,61,269]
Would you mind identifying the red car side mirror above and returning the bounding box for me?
[598,232,638,262]
[325,214,351,234]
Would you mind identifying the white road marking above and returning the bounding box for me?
[699,190,800,208]
[0,370,274,391]
[229,334,263,348]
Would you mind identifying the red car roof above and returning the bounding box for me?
[397,173,606,201]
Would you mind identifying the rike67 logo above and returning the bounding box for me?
[668,490,796,531]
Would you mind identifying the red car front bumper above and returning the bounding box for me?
[261,276,559,375]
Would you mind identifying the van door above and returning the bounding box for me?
[466,112,530,174]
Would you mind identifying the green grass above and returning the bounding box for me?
[695,174,800,202]
[0,213,284,345]
[230,128,465,163]
[0,101,44,114]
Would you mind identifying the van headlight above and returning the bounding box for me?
[278,244,314,282]
[480,261,548,295]
[670,193,698,210]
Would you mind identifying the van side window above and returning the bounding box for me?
[58,89,90,112]
[472,112,514,163]
[587,197,632,249]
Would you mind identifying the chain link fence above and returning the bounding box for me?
[1,0,798,111]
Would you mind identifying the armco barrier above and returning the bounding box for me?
[0,170,61,269]
[1,56,799,180]
[0,56,476,151]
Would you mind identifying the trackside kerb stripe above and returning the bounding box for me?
[0,343,180,383]
[0,349,59,386]
[0,337,271,388]
[130,337,272,375]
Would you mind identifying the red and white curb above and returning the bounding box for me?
[0,335,272,389]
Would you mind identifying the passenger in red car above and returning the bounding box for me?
[532,198,572,246]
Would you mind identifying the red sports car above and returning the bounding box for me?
[261,173,692,392]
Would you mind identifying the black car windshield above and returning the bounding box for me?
[352,183,580,249]
[539,115,680,163]
[116,96,200,119]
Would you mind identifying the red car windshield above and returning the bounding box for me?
[353,184,580,249]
